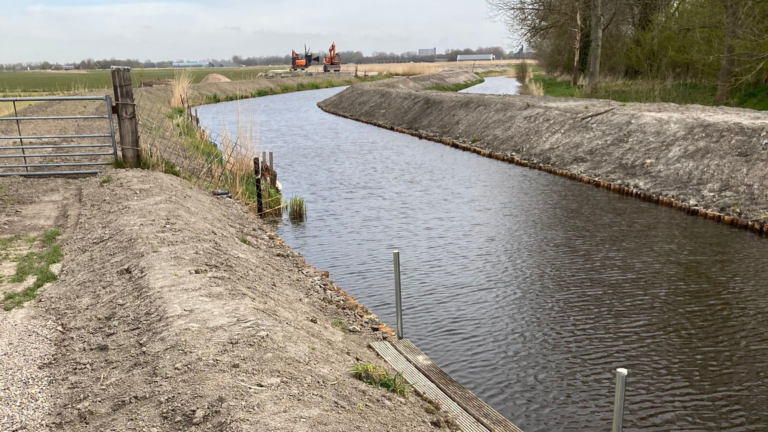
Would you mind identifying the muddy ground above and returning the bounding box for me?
[320,71,768,222]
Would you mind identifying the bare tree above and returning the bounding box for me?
[571,2,583,85]
[488,0,585,84]
[587,0,603,92]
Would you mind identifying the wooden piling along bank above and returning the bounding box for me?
[318,106,768,238]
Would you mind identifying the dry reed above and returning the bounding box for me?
[170,70,193,108]
[357,63,445,76]
[521,80,545,96]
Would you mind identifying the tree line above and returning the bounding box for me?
[1,46,532,72]
[233,47,526,65]
[488,0,768,101]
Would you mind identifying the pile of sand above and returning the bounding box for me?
[200,73,231,84]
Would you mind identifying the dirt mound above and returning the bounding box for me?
[319,72,768,222]
[200,73,232,84]
[365,70,477,91]
[31,170,442,431]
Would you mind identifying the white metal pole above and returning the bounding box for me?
[393,250,403,340]
[612,368,628,432]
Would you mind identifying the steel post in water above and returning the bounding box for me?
[612,368,628,432]
[393,250,403,340]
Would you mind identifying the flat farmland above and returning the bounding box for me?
[0,67,285,93]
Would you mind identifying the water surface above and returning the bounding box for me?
[460,76,520,95]
[198,86,768,432]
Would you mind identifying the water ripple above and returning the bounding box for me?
[198,87,768,432]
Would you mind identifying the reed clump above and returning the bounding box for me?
[171,70,193,108]
[514,61,546,96]
[524,79,545,96]
[288,195,306,223]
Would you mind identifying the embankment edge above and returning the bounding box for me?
[318,104,768,238]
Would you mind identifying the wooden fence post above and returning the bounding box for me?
[254,157,263,217]
[110,67,141,165]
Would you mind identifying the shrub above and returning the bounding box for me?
[515,61,531,84]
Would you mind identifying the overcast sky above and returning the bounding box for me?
[0,0,510,63]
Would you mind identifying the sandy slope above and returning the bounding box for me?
[1,170,448,432]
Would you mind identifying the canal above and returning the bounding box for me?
[197,83,768,432]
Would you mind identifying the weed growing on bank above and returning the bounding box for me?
[2,229,63,311]
[426,78,484,92]
[351,363,410,397]
[331,319,349,333]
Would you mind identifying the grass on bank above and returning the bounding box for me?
[331,318,349,333]
[1,229,62,311]
[201,75,393,105]
[351,363,410,397]
[532,74,768,110]
[427,78,485,92]
[137,99,284,218]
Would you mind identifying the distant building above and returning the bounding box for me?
[62,64,76,70]
[456,54,495,62]
[418,48,437,56]
[172,62,209,68]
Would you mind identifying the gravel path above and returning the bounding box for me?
[0,311,56,432]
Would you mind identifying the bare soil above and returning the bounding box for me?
[0,170,450,432]
[319,71,768,222]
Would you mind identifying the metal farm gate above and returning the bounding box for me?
[0,96,118,177]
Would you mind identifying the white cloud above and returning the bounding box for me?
[0,0,508,63]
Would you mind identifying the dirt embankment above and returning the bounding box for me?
[319,71,768,226]
[1,170,448,432]
[136,74,369,110]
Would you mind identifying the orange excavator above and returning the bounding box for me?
[290,45,319,71]
[323,42,341,73]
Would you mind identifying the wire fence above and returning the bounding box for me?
[135,96,283,217]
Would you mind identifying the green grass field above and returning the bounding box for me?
[533,75,768,111]
[0,67,285,93]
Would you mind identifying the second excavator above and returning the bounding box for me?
[323,42,341,73]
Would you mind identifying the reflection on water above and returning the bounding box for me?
[198,86,768,432]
